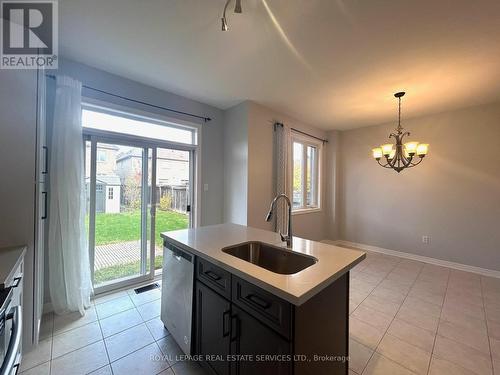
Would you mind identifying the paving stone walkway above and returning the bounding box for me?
[95,240,163,270]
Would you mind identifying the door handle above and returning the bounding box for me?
[42,146,48,174]
[230,314,239,342]
[42,192,48,220]
[222,310,230,337]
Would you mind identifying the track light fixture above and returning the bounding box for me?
[221,0,242,31]
[234,0,242,13]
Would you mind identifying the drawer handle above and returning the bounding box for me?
[204,270,221,281]
[246,294,271,309]
[12,276,22,288]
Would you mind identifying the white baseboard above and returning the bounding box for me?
[330,240,500,279]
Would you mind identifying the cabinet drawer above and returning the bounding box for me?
[232,276,292,339]
[196,257,232,299]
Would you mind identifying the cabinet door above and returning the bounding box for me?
[34,179,47,344]
[36,67,48,184]
[230,306,292,375]
[195,281,231,375]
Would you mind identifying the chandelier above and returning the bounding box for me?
[372,92,429,173]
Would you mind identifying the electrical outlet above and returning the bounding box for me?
[422,235,430,244]
[203,183,209,192]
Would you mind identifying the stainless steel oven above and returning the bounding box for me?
[0,287,22,375]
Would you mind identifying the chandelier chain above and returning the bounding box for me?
[397,96,402,133]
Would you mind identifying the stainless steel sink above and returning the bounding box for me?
[221,241,317,275]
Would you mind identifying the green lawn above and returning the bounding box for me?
[88,209,188,246]
[87,209,188,285]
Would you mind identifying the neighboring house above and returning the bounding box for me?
[116,148,190,212]
[116,148,189,185]
[85,143,120,176]
[85,143,122,213]
[84,144,190,213]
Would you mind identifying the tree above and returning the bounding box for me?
[123,175,141,210]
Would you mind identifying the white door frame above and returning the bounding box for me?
[85,131,198,295]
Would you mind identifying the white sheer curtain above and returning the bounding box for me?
[273,122,291,233]
[48,75,93,315]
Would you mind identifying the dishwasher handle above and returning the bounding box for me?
[167,244,194,263]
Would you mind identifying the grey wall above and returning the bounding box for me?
[337,101,500,271]
[223,101,331,241]
[223,102,249,225]
[325,130,341,240]
[247,102,331,241]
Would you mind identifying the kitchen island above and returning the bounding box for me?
[161,223,365,375]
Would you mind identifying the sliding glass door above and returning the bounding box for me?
[151,148,192,273]
[86,138,193,292]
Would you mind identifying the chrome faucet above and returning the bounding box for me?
[265,194,292,247]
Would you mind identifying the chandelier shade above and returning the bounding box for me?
[372,92,429,173]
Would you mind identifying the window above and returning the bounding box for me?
[82,105,198,145]
[97,150,107,162]
[292,136,321,212]
[108,187,113,199]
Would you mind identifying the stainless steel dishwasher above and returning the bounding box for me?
[161,242,194,355]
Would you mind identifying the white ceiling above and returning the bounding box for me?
[59,0,500,130]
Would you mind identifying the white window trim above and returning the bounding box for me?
[289,131,323,215]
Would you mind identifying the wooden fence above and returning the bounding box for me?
[156,184,189,213]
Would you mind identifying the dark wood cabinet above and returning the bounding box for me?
[195,281,231,375]
[197,257,232,299]
[230,306,291,375]
[232,276,292,339]
[194,256,349,375]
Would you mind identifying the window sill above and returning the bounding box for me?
[292,207,322,216]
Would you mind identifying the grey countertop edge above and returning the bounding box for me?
[161,234,366,306]
[0,245,27,289]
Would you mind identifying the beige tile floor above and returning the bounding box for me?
[348,250,500,375]
[20,280,206,375]
[19,250,500,375]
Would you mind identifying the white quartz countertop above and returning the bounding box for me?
[161,223,365,305]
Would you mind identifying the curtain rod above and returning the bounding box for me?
[45,74,211,123]
[274,122,328,143]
